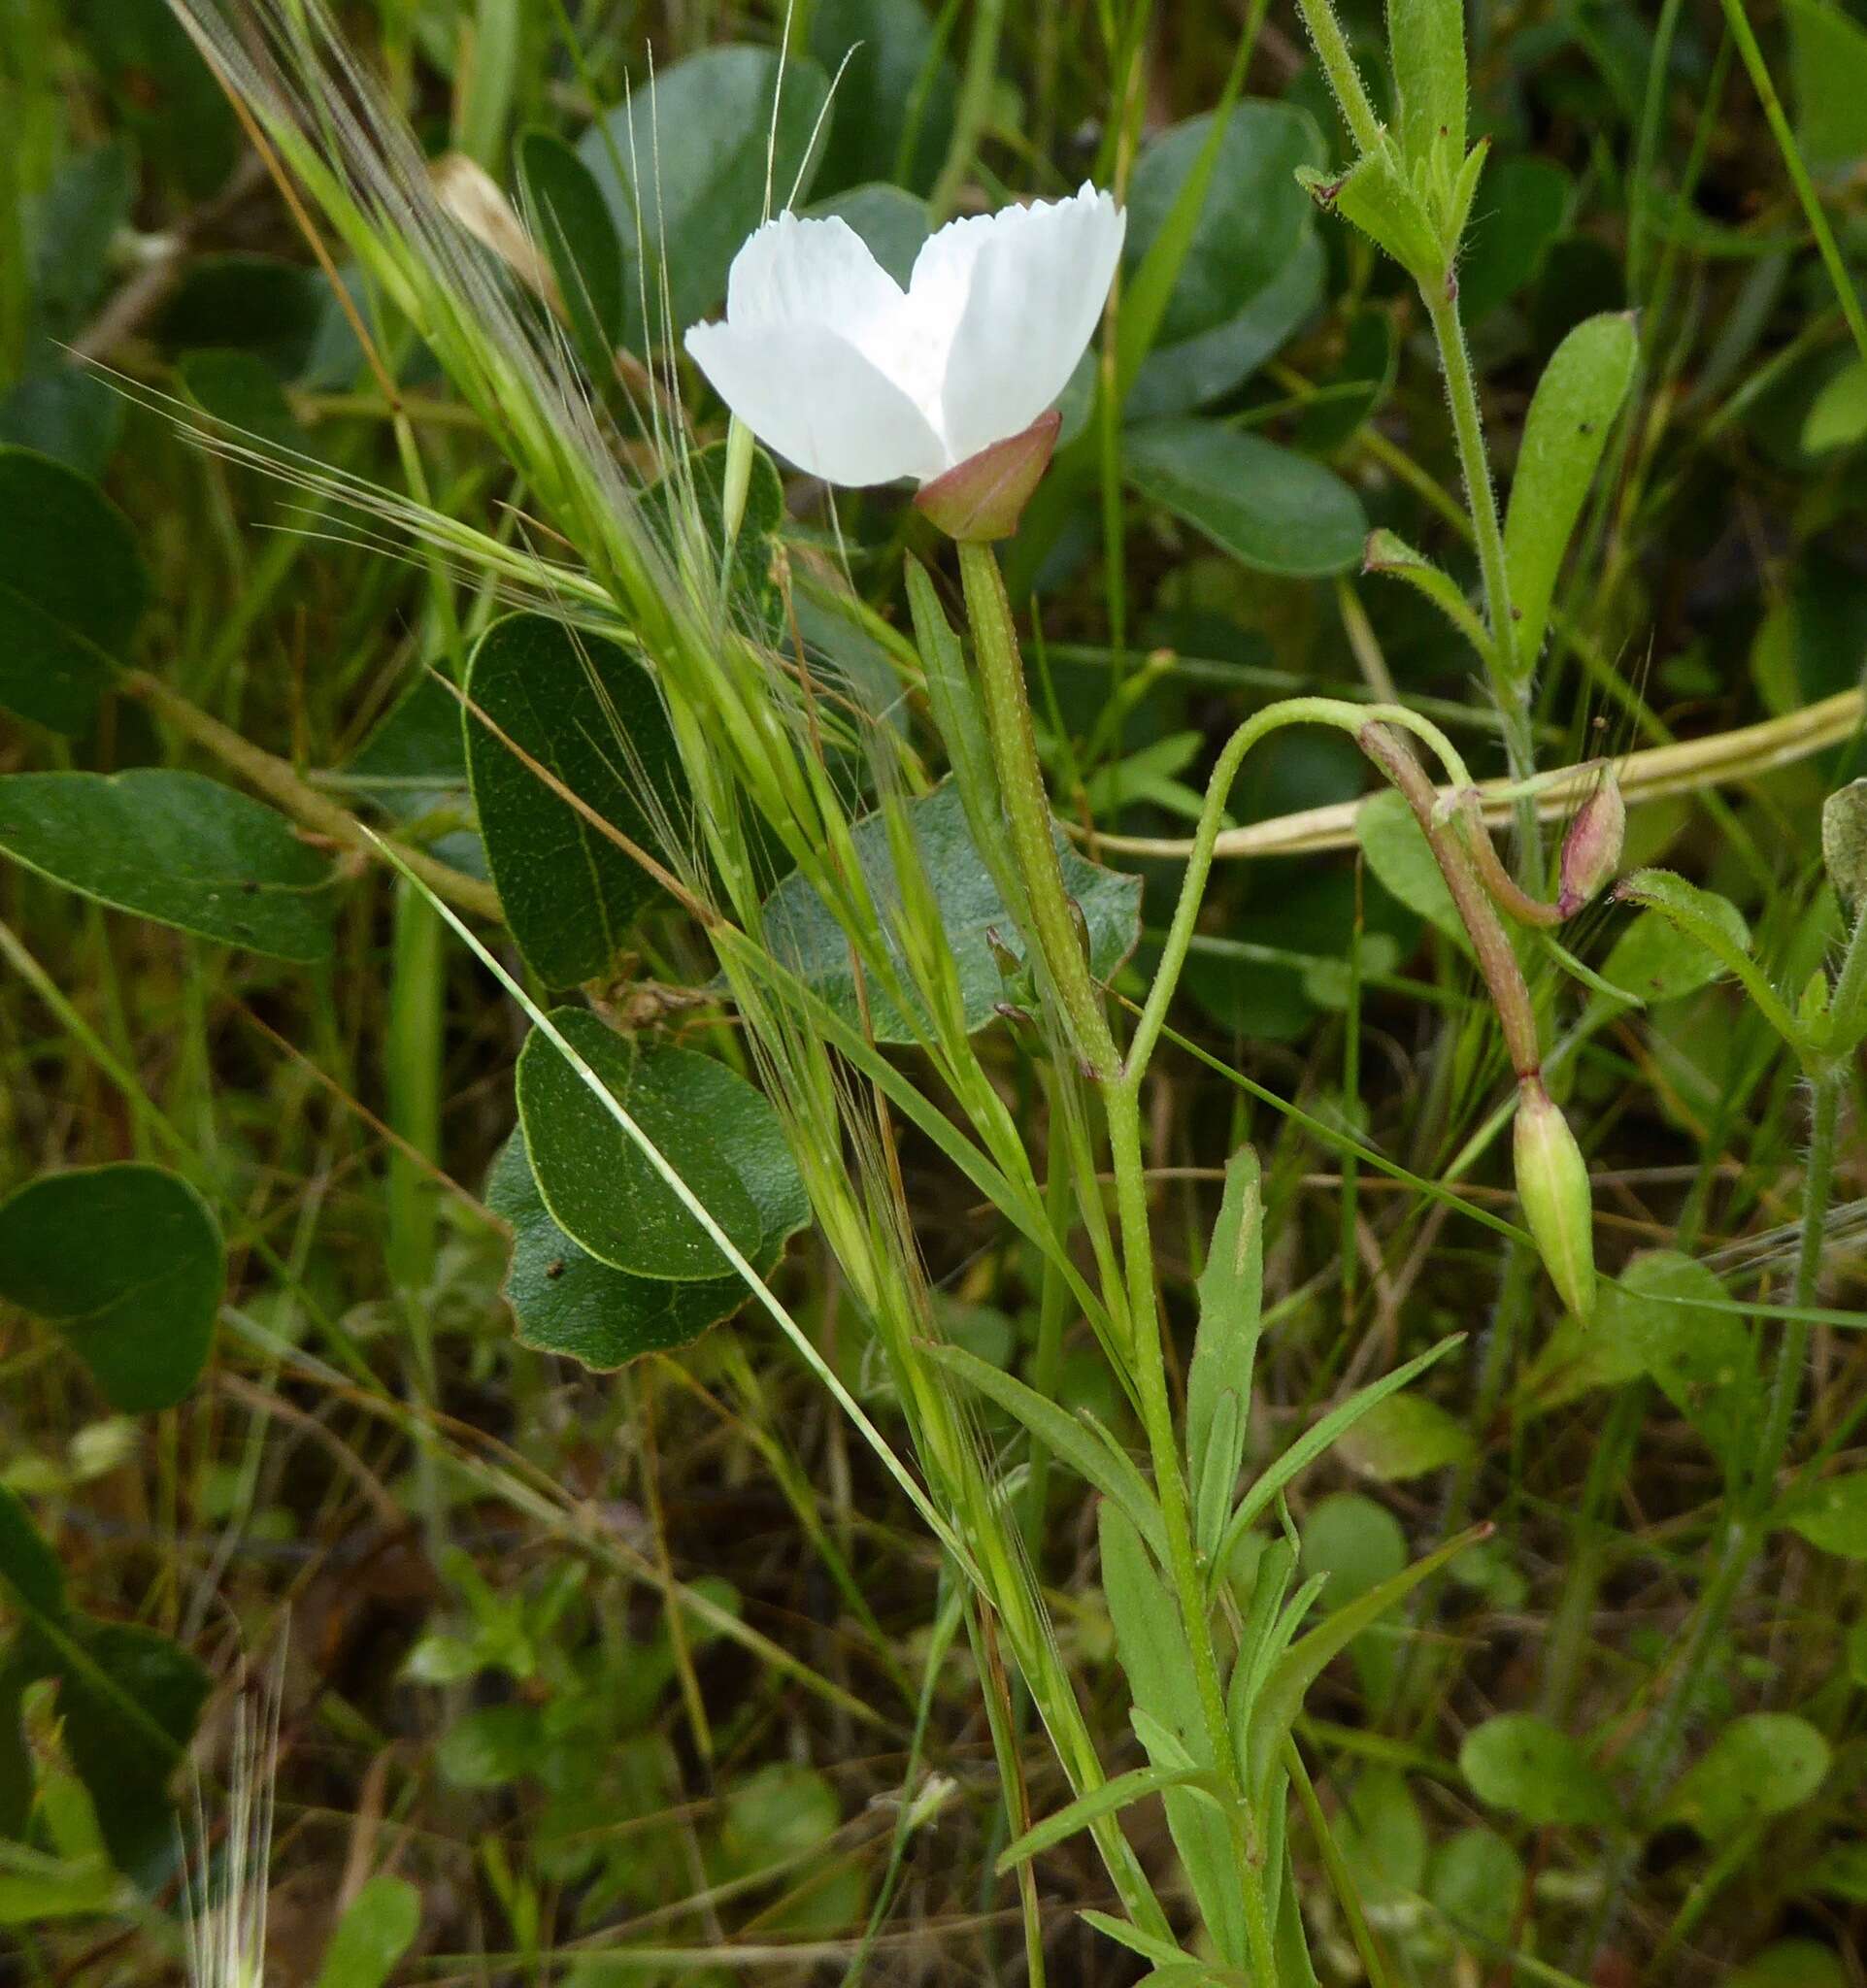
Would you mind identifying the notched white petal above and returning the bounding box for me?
[683,318,947,487]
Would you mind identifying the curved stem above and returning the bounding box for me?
[1127,696,1473,1086]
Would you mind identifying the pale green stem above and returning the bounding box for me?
[958,543,1123,1081]
[1290,0,1385,154]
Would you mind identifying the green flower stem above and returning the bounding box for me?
[958,543,1123,1082]
[1422,288,1536,810]
[1289,0,1384,154]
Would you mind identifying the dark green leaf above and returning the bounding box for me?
[0,447,147,734]
[177,347,308,456]
[66,1,237,197]
[757,782,1141,1044]
[578,48,832,350]
[0,1165,222,1412]
[517,128,624,361]
[159,255,326,377]
[1124,420,1366,578]
[1123,104,1326,417]
[25,142,134,351]
[0,769,338,961]
[58,1622,209,1886]
[0,372,125,478]
[517,1009,784,1282]
[808,0,956,196]
[1455,157,1571,321]
[463,613,681,988]
[336,671,484,879]
[487,1129,800,1366]
[1459,1713,1617,1827]
[1298,307,1398,452]
[0,1487,67,1624]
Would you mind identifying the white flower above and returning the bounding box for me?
[683,183,1125,489]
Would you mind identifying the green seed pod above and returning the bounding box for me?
[1514,1076,1597,1322]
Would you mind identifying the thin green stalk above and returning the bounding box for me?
[1422,287,1536,819]
[928,0,1005,218]
[1290,0,1384,154]
[1719,0,1867,366]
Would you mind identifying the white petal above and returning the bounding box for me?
[683,318,948,486]
[923,183,1125,467]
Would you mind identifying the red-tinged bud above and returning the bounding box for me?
[1514,1076,1597,1322]
[1556,769,1625,917]
[914,411,1062,543]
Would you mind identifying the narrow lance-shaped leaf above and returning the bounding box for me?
[924,1341,1168,1564]
[1186,1146,1262,1511]
[1503,312,1638,667]
[995,1763,1223,1874]
[1387,0,1466,169]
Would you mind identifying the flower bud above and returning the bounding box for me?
[914,411,1061,543]
[1556,769,1625,917]
[1514,1076,1597,1322]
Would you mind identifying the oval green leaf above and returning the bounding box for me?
[1124,420,1366,578]
[0,1165,222,1412]
[756,782,1141,1044]
[0,447,147,735]
[517,1009,781,1282]
[1503,312,1638,665]
[1662,1713,1829,1840]
[463,613,682,989]
[1459,1713,1617,1828]
[0,769,338,961]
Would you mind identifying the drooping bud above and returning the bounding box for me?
[1556,768,1625,917]
[914,411,1061,543]
[1514,1077,1597,1321]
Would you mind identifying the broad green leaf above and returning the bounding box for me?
[578,48,831,350]
[335,670,484,881]
[1787,0,1867,178]
[926,1341,1167,1563]
[1584,900,1751,1022]
[57,1622,209,1886]
[0,1166,222,1412]
[1353,787,1466,946]
[0,1491,66,1631]
[1428,1827,1524,1950]
[1122,103,1326,417]
[1334,1392,1474,1480]
[1456,157,1571,321]
[462,612,682,988]
[1782,1474,1867,1559]
[0,447,147,734]
[807,0,955,197]
[177,347,307,456]
[517,128,623,363]
[1604,1251,1753,1473]
[1803,357,1867,453]
[437,1703,542,1789]
[159,254,327,376]
[756,782,1141,1044]
[1728,1940,1849,1987]
[486,1131,799,1367]
[0,770,338,961]
[1615,868,1802,1045]
[1335,1766,1426,1905]
[1187,1146,1262,1508]
[1298,306,1399,453]
[1124,420,1366,578]
[1503,312,1638,665]
[0,372,124,478]
[808,183,930,287]
[314,1873,422,1988]
[517,1010,790,1282]
[65,0,236,197]
[1459,1713,1617,1828]
[1388,0,1466,169]
[1662,1714,1829,1839]
[1300,1494,1405,1608]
